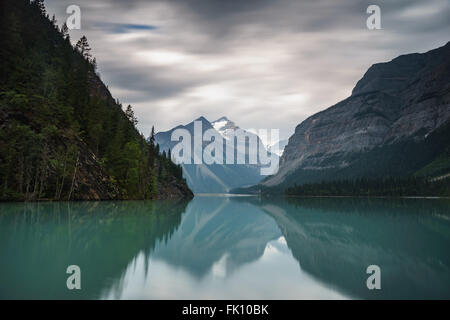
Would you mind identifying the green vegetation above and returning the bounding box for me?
[285,177,450,197]
[0,0,189,201]
[415,147,450,178]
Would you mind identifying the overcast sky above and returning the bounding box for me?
[45,0,450,141]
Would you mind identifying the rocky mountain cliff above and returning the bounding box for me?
[261,42,450,189]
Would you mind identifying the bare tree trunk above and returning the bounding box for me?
[38,144,49,201]
[38,164,47,200]
[54,176,59,199]
[2,175,7,198]
[32,163,40,201]
[57,150,68,200]
[25,167,31,201]
[19,155,24,194]
[68,153,79,201]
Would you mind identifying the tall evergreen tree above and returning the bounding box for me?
[149,126,156,147]
[33,0,46,16]
[60,23,69,40]
[75,35,92,60]
[125,105,138,127]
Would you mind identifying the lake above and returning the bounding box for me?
[0,196,449,299]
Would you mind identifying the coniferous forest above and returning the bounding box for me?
[0,0,192,201]
[285,177,450,197]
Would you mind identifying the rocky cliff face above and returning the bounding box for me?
[263,42,450,188]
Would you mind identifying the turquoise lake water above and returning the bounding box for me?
[1,196,449,299]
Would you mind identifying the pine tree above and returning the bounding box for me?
[33,0,46,16]
[149,126,155,147]
[51,14,57,26]
[75,35,92,60]
[125,105,138,127]
[148,126,156,167]
[60,23,69,40]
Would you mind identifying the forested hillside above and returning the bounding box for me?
[285,177,450,197]
[0,0,192,200]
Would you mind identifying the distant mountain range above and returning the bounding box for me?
[268,139,288,157]
[236,41,450,193]
[155,116,277,193]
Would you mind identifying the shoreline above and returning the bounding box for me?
[283,195,450,199]
[2,194,449,203]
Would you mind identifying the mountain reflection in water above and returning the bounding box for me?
[0,196,449,299]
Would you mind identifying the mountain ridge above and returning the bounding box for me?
[155,116,275,193]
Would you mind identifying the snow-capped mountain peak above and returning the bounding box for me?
[211,116,239,140]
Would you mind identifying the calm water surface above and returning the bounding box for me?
[1,196,449,299]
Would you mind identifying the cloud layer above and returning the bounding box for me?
[45,0,450,140]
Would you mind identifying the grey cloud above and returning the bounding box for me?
[44,0,450,140]
[101,64,204,102]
